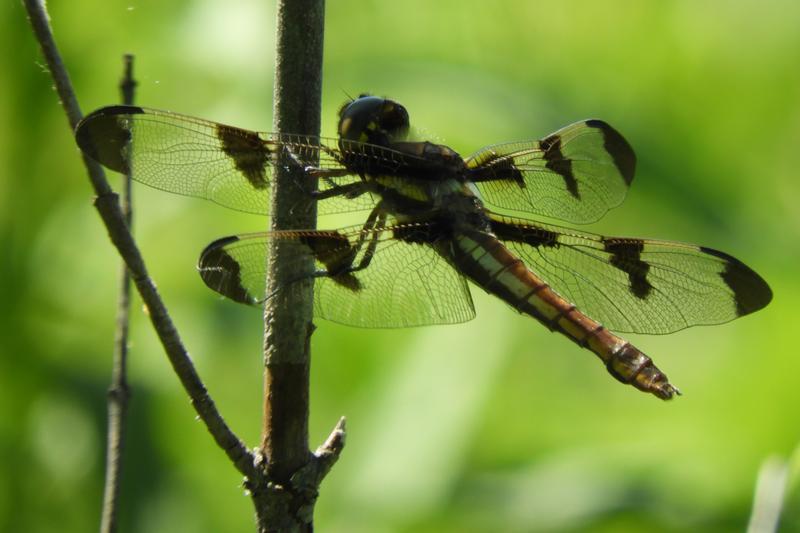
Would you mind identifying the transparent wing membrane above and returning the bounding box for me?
[467,120,635,223]
[490,213,772,334]
[76,106,433,216]
[197,223,476,328]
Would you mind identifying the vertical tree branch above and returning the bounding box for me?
[255,0,328,530]
[263,0,325,475]
[100,54,137,533]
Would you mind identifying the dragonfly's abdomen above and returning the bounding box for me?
[449,230,679,400]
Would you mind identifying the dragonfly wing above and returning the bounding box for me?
[467,120,635,224]
[490,213,772,334]
[75,105,381,216]
[197,222,476,328]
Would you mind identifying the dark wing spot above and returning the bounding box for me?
[699,246,773,316]
[75,105,145,173]
[471,151,525,187]
[541,134,579,199]
[300,232,362,291]
[491,220,559,248]
[603,238,653,299]
[585,120,637,185]
[217,124,271,189]
[198,236,256,304]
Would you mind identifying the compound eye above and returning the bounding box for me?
[338,95,385,141]
[337,95,411,145]
[379,100,410,140]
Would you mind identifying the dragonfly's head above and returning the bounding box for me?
[338,94,410,145]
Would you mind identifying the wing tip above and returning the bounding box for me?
[699,246,773,316]
[198,235,260,305]
[75,105,145,173]
[585,119,637,185]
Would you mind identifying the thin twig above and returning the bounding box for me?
[293,417,347,490]
[100,54,137,533]
[23,0,257,480]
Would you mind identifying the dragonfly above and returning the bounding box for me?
[75,94,772,399]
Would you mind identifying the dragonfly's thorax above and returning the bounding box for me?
[384,179,492,239]
[342,133,475,220]
[440,190,492,233]
[390,141,465,173]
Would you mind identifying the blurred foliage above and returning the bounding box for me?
[2,0,799,531]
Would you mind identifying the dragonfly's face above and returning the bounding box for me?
[338,95,410,145]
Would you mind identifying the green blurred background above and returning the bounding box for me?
[2,0,799,531]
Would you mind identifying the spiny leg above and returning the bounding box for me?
[264,205,388,301]
[309,179,370,201]
[282,146,368,200]
[348,207,388,273]
[316,203,388,278]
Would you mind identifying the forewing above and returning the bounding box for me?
[75,105,380,216]
[466,120,636,224]
[197,223,476,328]
[490,214,772,334]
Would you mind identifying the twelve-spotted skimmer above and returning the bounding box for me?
[75,95,772,399]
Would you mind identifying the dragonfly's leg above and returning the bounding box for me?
[276,149,319,198]
[351,206,382,245]
[306,167,351,179]
[316,204,387,279]
[347,208,388,273]
[283,149,306,169]
[265,207,386,301]
[310,180,369,201]
[283,149,355,192]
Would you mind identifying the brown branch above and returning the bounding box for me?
[253,0,345,530]
[23,0,257,480]
[262,0,324,476]
[100,53,137,533]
